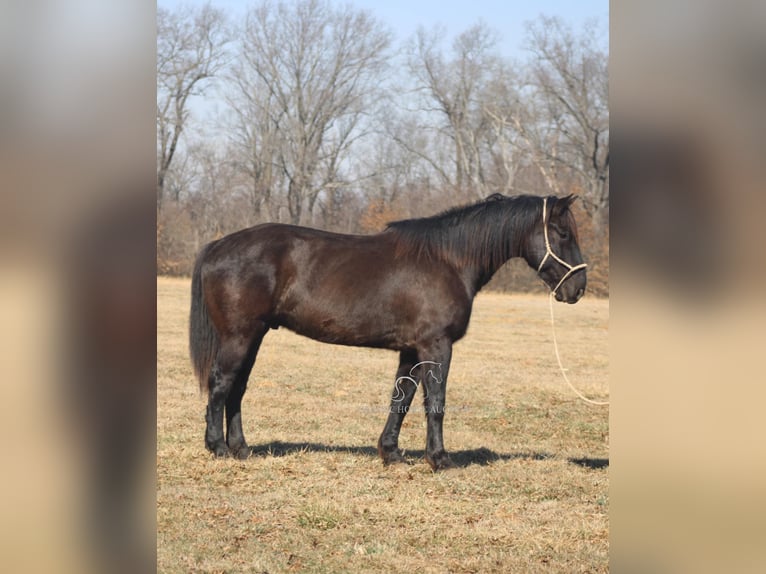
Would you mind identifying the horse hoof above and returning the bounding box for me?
[230,445,251,460]
[212,444,229,458]
[426,452,455,471]
[380,448,407,466]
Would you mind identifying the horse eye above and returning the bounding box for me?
[558,229,570,241]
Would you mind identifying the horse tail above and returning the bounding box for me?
[189,242,218,396]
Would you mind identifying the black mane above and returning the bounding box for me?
[385,194,544,271]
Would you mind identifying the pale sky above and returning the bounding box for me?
[157,0,608,59]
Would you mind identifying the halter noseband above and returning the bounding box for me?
[537,197,587,296]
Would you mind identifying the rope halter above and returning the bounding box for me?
[537,197,587,297]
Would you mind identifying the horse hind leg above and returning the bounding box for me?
[205,326,266,458]
[225,326,266,459]
[205,358,232,457]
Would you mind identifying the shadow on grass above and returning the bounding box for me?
[248,441,557,469]
[250,441,378,459]
[568,457,609,469]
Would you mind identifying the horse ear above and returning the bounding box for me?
[552,194,577,215]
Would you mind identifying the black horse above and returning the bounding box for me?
[189,193,587,470]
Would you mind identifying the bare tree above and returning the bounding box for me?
[229,0,392,225]
[225,68,280,222]
[157,3,229,211]
[404,23,501,199]
[483,74,568,196]
[524,16,609,226]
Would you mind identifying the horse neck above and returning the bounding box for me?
[458,210,533,294]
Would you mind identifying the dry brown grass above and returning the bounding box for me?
[158,277,608,573]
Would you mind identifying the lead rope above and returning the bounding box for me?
[548,292,609,406]
[540,198,608,407]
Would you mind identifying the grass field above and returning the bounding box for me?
[157,276,609,573]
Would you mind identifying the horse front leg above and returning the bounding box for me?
[378,349,419,465]
[419,338,454,471]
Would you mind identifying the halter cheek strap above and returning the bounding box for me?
[537,197,587,296]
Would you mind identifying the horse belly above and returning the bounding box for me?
[273,247,462,349]
[280,299,403,349]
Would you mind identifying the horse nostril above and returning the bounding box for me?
[576,287,585,300]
